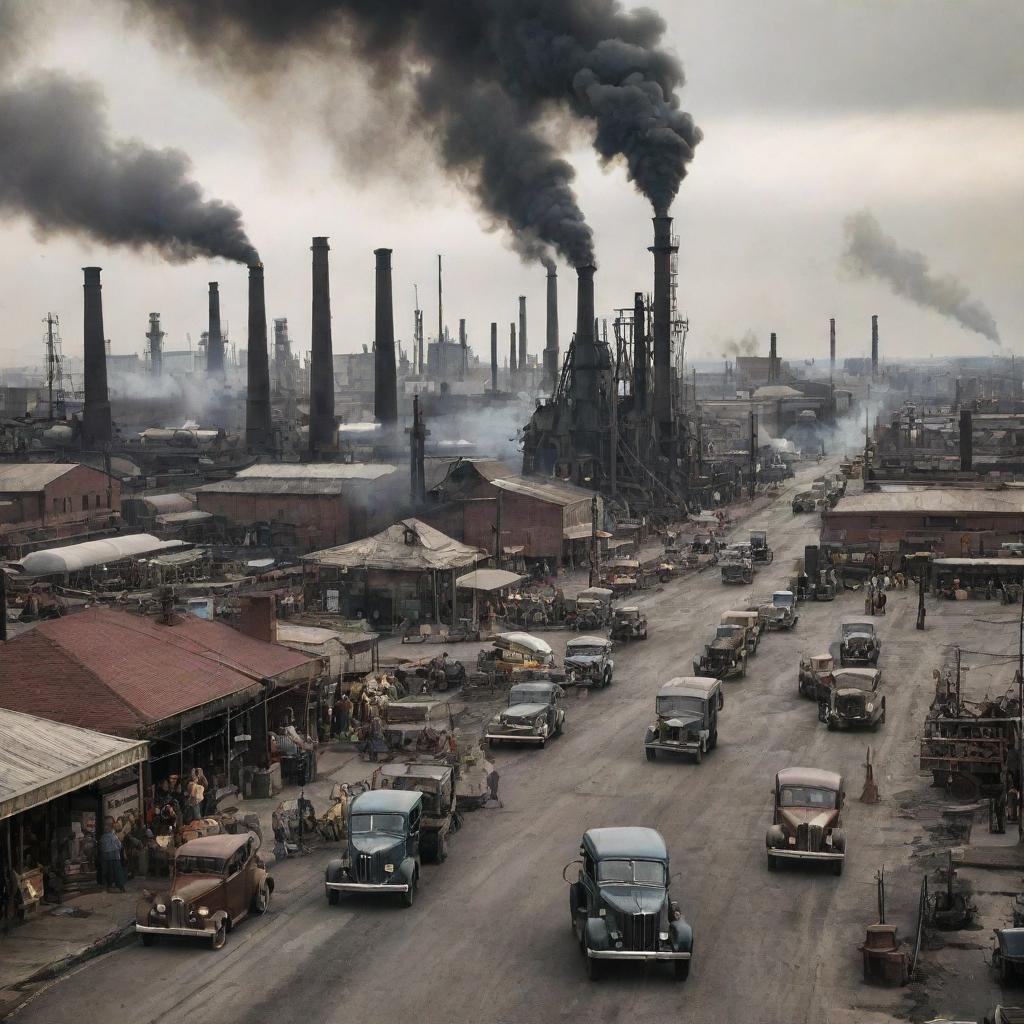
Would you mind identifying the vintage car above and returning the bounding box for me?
[765,767,846,875]
[604,561,641,596]
[762,590,798,631]
[749,530,774,564]
[326,790,422,907]
[685,533,719,570]
[610,605,648,642]
[567,827,694,980]
[485,680,565,746]
[693,626,748,680]
[374,762,456,862]
[136,832,272,949]
[792,491,822,514]
[573,587,614,630]
[798,653,835,701]
[644,677,724,763]
[839,621,881,666]
[564,635,615,688]
[476,631,555,677]
[720,610,761,655]
[720,545,754,584]
[992,928,1024,985]
[824,668,885,731]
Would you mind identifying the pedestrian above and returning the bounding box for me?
[185,769,204,824]
[484,766,503,808]
[877,590,887,616]
[864,589,873,616]
[98,821,127,892]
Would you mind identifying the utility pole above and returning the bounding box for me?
[589,494,600,588]
[494,491,503,568]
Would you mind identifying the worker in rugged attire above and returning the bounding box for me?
[98,823,127,892]
[483,767,503,808]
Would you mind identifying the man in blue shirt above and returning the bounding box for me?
[98,822,126,893]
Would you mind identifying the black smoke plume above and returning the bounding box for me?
[843,210,1000,345]
[0,0,258,265]
[134,0,701,262]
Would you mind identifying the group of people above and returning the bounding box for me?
[864,572,908,615]
[150,768,214,834]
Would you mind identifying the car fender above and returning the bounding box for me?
[325,858,346,884]
[397,856,418,886]
[670,918,694,954]
[255,867,274,894]
[766,824,785,849]
[830,828,847,854]
[210,909,230,932]
[584,916,610,951]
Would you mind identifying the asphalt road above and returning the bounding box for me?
[15,464,931,1024]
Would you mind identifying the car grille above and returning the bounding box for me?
[623,911,659,951]
[796,822,824,852]
[838,696,864,717]
[353,851,386,884]
[170,896,187,929]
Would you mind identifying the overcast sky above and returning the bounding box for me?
[0,0,1020,371]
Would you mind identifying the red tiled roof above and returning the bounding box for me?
[0,607,316,736]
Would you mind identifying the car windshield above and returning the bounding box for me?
[717,625,740,638]
[175,855,225,875]
[843,624,873,636]
[779,786,837,809]
[509,686,549,704]
[657,695,705,716]
[350,813,406,835]
[569,645,605,657]
[597,859,665,886]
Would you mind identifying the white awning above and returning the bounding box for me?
[456,569,524,592]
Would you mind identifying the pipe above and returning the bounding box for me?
[633,291,647,409]
[545,265,559,391]
[245,263,272,449]
[207,282,224,376]
[518,295,527,371]
[490,323,498,391]
[309,236,335,453]
[650,216,677,444]
[829,317,836,372]
[374,248,398,425]
[871,314,879,379]
[81,267,111,446]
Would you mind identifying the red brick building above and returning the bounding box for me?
[0,463,120,558]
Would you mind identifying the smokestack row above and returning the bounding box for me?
[309,237,335,454]
[545,266,559,391]
[245,264,272,449]
[207,282,224,376]
[650,216,677,449]
[374,248,398,426]
[82,267,111,446]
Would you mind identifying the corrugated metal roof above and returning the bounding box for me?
[238,463,396,481]
[19,535,188,575]
[0,463,78,492]
[0,607,318,736]
[0,708,148,821]
[197,478,349,496]
[155,510,214,525]
[492,476,599,508]
[830,488,1024,515]
[144,492,195,514]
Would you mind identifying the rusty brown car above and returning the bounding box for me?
[135,832,273,950]
[765,767,847,875]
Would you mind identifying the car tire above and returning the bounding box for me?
[141,933,155,947]
[694,746,703,765]
[674,958,691,981]
[585,953,601,981]
[327,889,340,906]
[827,719,837,731]
[833,858,844,877]
[645,746,656,761]
[539,735,547,749]
[709,730,718,750]
[210,923,227,950]
[438,833,449,863]
[252,882,270,915]
[401,875,417,908]
[767,851,777,871]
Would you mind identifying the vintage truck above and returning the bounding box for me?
[610,605,648,642]
[792,491,823,514]
[476,631,555,679]
[373,761,457,862]
[564,635,615,688]
[485,680,566,747]
[749,530,774,564]
[694,625,748,680]
[762,590,799,631]
[823,668,885,731]
[798,653,835,701]
[325,789,422,907]
[839,622,881,666]
[573,587,614,630]
[684,533,719,570]
[567,826,694,980]
[644,677,724,763]
[765,767,847,875]
[720,609,761,655]
[720,545,755,585]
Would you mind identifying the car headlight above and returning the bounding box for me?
[197,906,210,918]
[659,931,670,942]
[384,864,395,873]
[155,903,166,914]
[865,703,874,713]
[609,930,620,940]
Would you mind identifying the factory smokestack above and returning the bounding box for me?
[147,313,163,378]
[871,314,879,379]
[829,318,836,373]
[571,264,603,466]
[309,236,335,454]
[633,292,648,409]
[81,267,111,446]
[650,215,677,447]
[245,263,271,449]
[769,332,778,383]
[373,248,398,426]
[545,265,559,391]
[458,318,467,380]
[207,282,224,376]
[490,322,498,392]
[509,324,518,375]
[959,409,973,471]
[518,296,527,372]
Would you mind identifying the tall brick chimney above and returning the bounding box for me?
[207,282,224,376]
[245,263,272,449]
[373,248,398,425]
[545,265,559,391]
[309,237,336,454]
[81,267,111,446]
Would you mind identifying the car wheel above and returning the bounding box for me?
[766,851,777,871]
[827,719,837,731]
[709,730,718,750]
[694,745,703,765]
[674,958,691,981]
[401,875,417,908]
[645,746,656,761]
[141,933,155,947]
[252,882,270,915]
[438,833,449,863]
[328,889,340,906]
[210,923,227,950]
[585,953,601,981]
[833,858,844,877]
[539,735,547,749]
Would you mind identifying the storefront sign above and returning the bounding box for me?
[102,783,140,824]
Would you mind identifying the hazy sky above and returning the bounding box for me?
[0,0,1020,371]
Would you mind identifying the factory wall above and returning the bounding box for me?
[463,493,565,561]
[822,510,1024,556]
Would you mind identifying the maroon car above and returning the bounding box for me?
[136,832,273,949]
[765,767,847,875]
